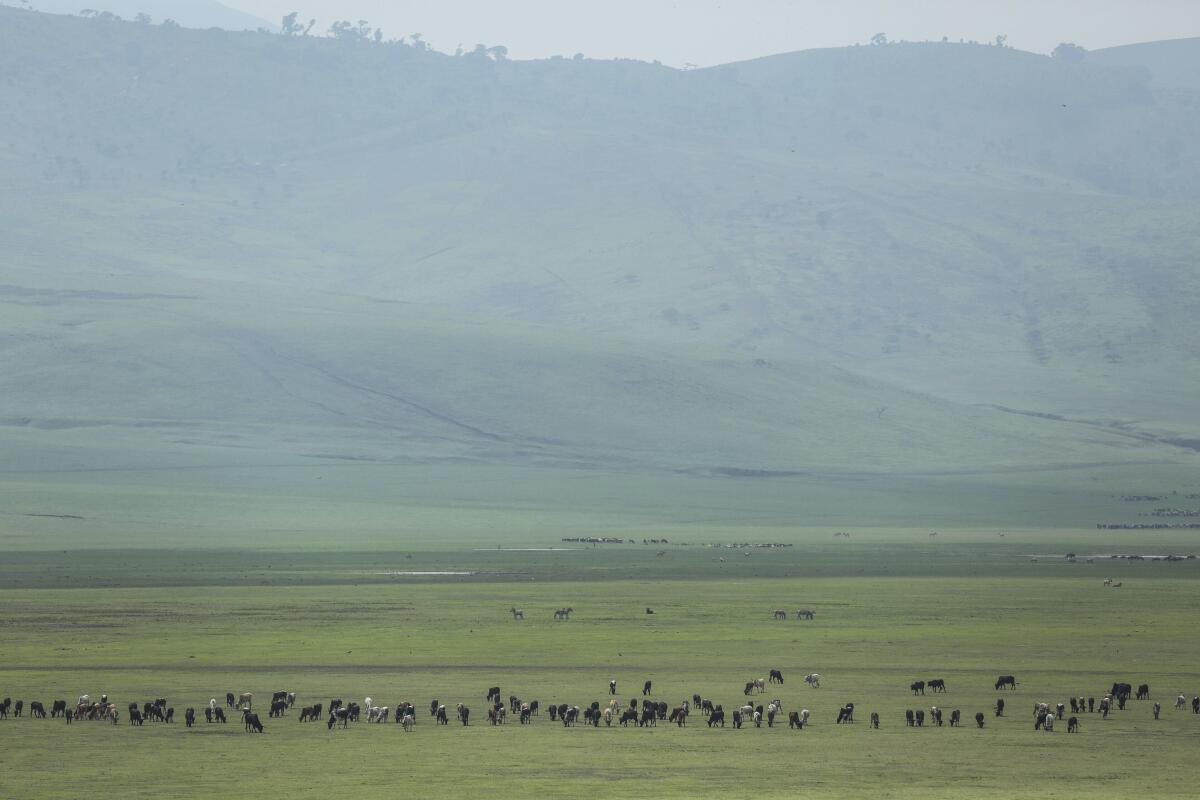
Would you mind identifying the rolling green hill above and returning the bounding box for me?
[1,7,1197,533]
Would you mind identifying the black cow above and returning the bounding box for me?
[657,701,668,720]
[788,711,803,729]
[911,681,926,695]
[639,706,656,727]
[1136,684,1150,700]
[1088,697,1094,713]
[530,700,539,716]
[836,704,854,724]
[995,675,1017,691]
[905,709,915,727]
[426,699,436,717]
[460,706,470,726]
[486,687,501,703]
[204,707,213,723]
[1070,697,1079,714]
[166,708,175,723]
[929,679,946,693]
[870,711,880,728]
[1067,716,1079,732]
[214,707,227,723]
[975,712,985,728]
[769,669,784,684]
[225,692,235,708]
[30,701,46,719]
[562,707,577,727]
[243,711,264,733]
[1056,703,1065,720]
[931,707,942,726]
[129,709,143,726]
[995,698,1005,717]
[707,709,725,727]
[13,700,23,718]
[915,709,925,727]
[1153,703,1161,720]
[1193,697,1199,714]
[185,708,195,727]
[670,707,687,726]
[548,705,559,722]
[272,691,288,706]
[949,709,960,727]
[643,680,652,696]
[269,700,287,718]
[1111,682,1132,699]
[51,700,67,718]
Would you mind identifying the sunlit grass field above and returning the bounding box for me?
[3,525,1199,799]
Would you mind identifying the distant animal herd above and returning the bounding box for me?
[5,675,1196,740]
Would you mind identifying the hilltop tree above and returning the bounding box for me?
[1052,42,1087,62]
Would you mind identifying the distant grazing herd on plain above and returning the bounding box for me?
[5,675,1197,737]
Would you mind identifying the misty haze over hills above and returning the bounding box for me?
[1,0,271,30]
[0,7,1197,520]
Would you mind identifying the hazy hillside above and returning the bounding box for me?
[1,7,1197,502]
[1,0,272,30]
[1092,37,1200,90]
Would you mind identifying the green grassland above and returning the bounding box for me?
[3,524,1200,799]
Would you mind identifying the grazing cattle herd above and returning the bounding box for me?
[2,673,1194,742]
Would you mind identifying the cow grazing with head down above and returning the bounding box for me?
[1153,703,1161,720]
[915,709,924,727]
[51,700,67,718]
[1193,697,1199,714]
[905,709,915,727]
[1068,716,1079,732]
[911,681,926,695]
[995,698,1005,717]
[769,669,784,684]
[214,707,227,723]
[995,675,1017,691]
[242,709,265,733]
[185,708,195,727]
[225,692,235,708]
[237,693,253,709]
[870,711,879,728]
[30,701,46,719]
[1137,684,1150,700]
[975,712,985,728]
[929,679,946,693]
[949,709,961,727]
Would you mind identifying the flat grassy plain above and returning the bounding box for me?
[3,517,1200,799]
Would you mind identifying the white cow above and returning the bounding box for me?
[753,710,762,727]
[1043,714,1054,732]
[805,673,821,688]
[1176,694,1186,710]
[402,713,414,731]
[800,708,810,725]
[209,698,217,711]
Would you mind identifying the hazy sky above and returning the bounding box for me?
[227,0,1200,66]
